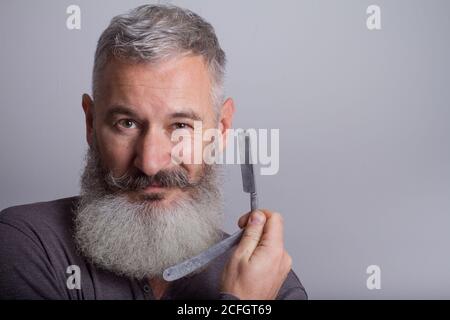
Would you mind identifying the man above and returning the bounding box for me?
[0,4,307,300]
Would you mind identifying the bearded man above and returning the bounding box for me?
[0,4,307,300]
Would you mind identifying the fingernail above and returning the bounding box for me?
[250,211,264,225]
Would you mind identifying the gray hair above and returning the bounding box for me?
[92,4,226,114]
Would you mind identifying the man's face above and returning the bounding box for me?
[76,55,234,279]
[84,55,230,205]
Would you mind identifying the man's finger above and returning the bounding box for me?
[235,210,266,260]
[258,211,284,250]
[237,209,271,229]
[238,212,251,228]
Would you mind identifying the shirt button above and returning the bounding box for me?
[143,285,151,293]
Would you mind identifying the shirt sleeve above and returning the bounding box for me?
[0,221,66,299]
[276,269,308,300]
[218,292,240,300]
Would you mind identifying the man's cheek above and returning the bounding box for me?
[98,132,136,173]
[170,126,223,166]
[202,128,223,165]
[170,130,196,165]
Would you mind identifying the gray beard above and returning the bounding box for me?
[73,145,224,280]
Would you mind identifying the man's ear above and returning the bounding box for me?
[82,94,94,147]
[218,98,235,152]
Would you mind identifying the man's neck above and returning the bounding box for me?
[148,277,170,300]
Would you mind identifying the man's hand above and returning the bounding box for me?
[220,209,292,300]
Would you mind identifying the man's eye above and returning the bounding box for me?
[173,122,192,130]
[117,119,138,129]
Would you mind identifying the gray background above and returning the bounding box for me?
[1,0,449,299]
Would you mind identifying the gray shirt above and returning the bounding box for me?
[0,197,307,300]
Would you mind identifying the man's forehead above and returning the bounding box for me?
[96,55,214,117]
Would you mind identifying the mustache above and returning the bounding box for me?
[105,167,196,191]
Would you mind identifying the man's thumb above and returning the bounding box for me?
[236,211,266,259]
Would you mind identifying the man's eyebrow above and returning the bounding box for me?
[170,110,202,121]
[105,105,139,119]
[105,105,203,121]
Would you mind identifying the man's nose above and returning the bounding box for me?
[133,128,173,176]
